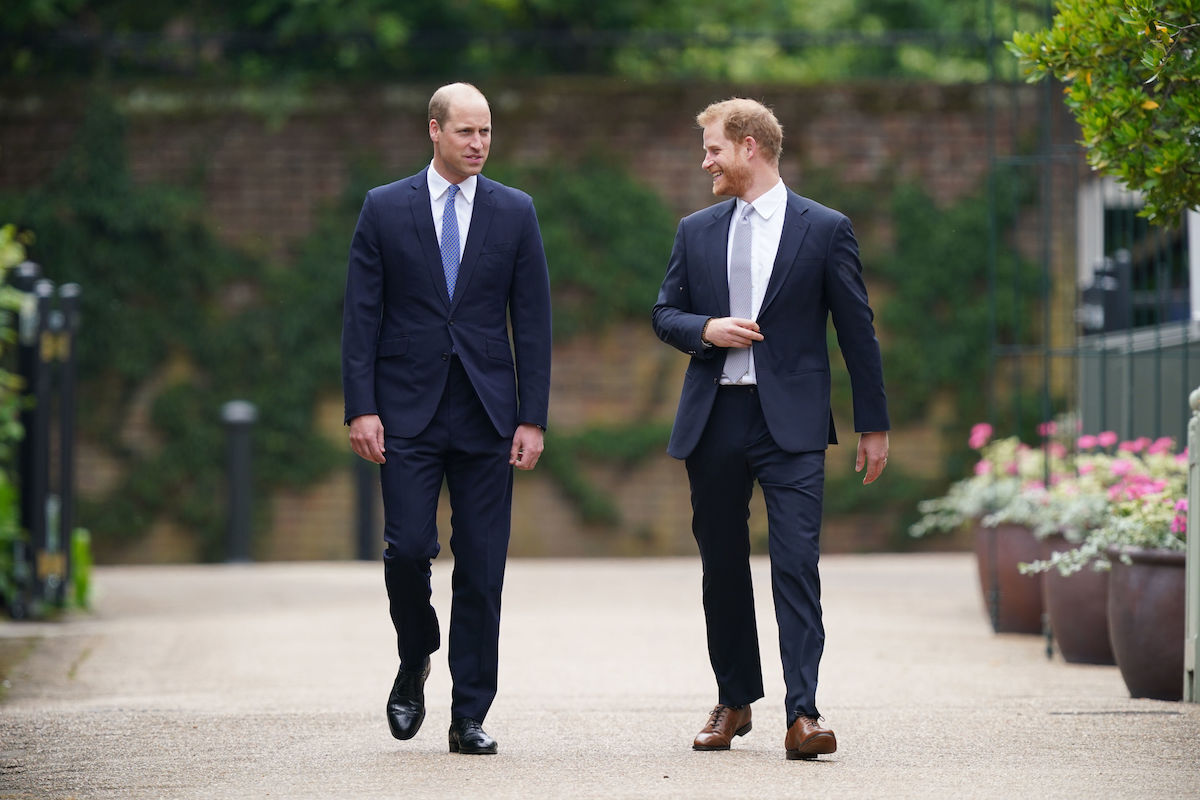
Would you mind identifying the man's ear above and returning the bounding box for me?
[429,119,440,143]
[742,136,758,160]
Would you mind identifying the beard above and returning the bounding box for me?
[713,158,752,197]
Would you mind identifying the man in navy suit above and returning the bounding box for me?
[652,98,889,760]
[342,83,551,755]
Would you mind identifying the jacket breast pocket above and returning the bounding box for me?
[376,337,409,359]
[480,241,517,256]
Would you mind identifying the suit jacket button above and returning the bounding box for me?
[442,353,449,361]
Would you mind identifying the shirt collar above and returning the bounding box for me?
[735,178,786,221]
[427,162,478,204]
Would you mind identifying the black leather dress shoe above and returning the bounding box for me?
[448,717,498,754]
[386,658,430,740]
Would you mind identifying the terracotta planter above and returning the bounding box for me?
[1107,548,1185,701]
[1041,533,1115,665]
[974,523,1044,634]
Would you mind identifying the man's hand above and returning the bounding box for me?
[702,317,764,349]
[510,423,545,471]
[349,414,386,464]
[856,431,889,485]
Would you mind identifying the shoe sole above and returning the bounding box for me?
[785,733,837,760]
[692,721,753,751]
[449,740,498,755]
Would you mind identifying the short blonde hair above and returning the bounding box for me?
[696,98,783,165]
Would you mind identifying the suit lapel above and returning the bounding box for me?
[450,176,494,312]
[409,169,451,309]
[704,200,737,317]
[759,191,811,317]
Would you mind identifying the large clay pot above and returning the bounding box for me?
[1041,533,1115,665]
[1107,547,1185,701]
[974,523,1044,634]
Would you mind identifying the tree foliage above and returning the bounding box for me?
[1009,0,1200,224]
[3,0,1019,82]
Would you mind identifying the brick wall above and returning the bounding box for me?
[0,79,1056,561]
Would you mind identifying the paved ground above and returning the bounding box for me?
[1,554,1198,799]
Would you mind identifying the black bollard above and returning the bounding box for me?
[354,456,377,560]
[221,400,258,563]
[56,283,81,606]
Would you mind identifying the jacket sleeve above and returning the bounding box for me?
[822,215,890,433]
[652,220,719,360]
[341,191,384,424]
[509,198,553,429]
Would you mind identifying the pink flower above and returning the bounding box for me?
[1038,421,1058,437]
[1172,499,1189,534]
[1147,437,1174,455]
[1026,480,1045,491]
[968,423,993,450]
[1118,437,1150,453]
[1097,431,1119,448]
[1177,453,1189,466]
[1077,463,1095,475]
[1110,459,1133,477]
[974,460,991,476]
[1077,434,1098,450]
[1048,442,1067,459]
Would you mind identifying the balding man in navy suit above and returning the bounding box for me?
[342,83,551,756]
[653,98,889,761]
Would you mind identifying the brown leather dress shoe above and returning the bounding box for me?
[784,715,837,760]
[692,704,753,750]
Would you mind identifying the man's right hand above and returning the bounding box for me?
[702,317,764,349]
[349,414,386,464]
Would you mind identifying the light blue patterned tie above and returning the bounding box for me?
[441,184,461,301]
[724,204,754,382]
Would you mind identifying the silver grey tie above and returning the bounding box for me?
[724,204,754,382]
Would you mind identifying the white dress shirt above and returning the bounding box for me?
[721,178,787,385]
[427,163,477,263]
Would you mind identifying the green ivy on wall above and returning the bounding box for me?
[0,98,686,555]
[487,155,677,340]
[0,98,348,559]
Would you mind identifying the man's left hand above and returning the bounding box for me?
[510,423,545,471]
[856,431,889,485]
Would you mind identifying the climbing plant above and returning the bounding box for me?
[0,98,348,559]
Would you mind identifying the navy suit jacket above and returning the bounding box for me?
[342,168,552,439]
[652,189,889,459]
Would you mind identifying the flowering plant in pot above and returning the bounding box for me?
[910,424,1050,633]
[1000,432,1169,663]
[1021,437,1187,575]
[1020,436,1188,698]
[908,425,1046,538]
